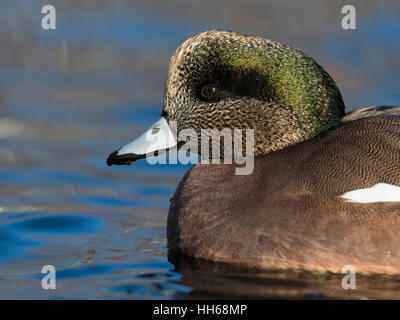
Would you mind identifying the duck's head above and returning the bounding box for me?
[107,30,345,166]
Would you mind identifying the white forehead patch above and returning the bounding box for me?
[339,183,400,203]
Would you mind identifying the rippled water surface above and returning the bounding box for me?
[0,0,400,299]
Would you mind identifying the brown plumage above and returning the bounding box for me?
[107,30,400,274]
[168,108,400,274]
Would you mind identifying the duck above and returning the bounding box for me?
[107,30,400,275]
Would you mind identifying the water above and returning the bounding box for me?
[0,0,399,299]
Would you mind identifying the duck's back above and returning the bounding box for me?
[168,106,400,274]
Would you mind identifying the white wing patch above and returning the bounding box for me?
[339,183,400,203]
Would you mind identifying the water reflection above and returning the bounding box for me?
[0,225,40,264]
[0,213,100,264]
[168,251,400,299]
[10,214,101,234]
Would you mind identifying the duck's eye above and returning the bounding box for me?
[201,84,220,99]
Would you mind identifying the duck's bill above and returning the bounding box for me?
[106,117,177,166]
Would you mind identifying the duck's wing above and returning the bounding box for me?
[343,105,400,121]
[300,108,400,195]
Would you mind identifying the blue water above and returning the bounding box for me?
[0,1,400,299]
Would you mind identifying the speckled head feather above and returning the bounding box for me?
[163,30,345,156]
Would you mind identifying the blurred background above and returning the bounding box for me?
[0,0,399,299]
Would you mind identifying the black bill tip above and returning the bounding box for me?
[106,150,146,166]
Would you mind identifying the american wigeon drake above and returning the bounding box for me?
[107,30,400,275]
